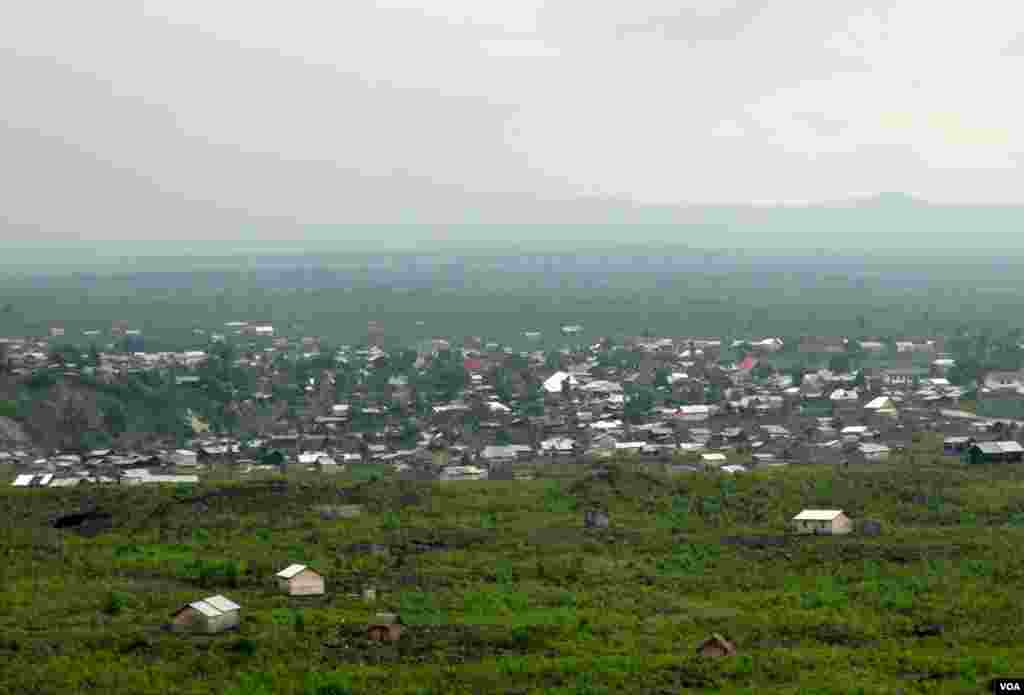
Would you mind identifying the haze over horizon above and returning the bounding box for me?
[4,2,1024,246]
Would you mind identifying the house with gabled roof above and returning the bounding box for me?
[864,396,897,416]
[275,564,325,596]
[963,441,1024,465]
[791,509,852,535]
[170,595,241,633]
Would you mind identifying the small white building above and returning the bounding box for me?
[275,564,325,596]
[858,442,891,462]
[840,425,870,442]
[983,370,1024,391]
[830,388,860,402]
[440,465,488,481]
[791,509,853,535]
[543,371,578,393]
[170,449,199,467]
[540,437,576,456]
[676,405,713,422]
[316,456,341,472]
[864,396,897,415]
[701,453,728,467]
[171,595,240,633]
[122,470,199,484]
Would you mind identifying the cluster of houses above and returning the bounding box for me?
[7,328,1024,486]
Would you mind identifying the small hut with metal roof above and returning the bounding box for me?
[963,441,1024,465]
[275,564,325,596]
[170,595,241,634]
[791,509,853,535]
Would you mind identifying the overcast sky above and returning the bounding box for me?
[3,1,1024,238]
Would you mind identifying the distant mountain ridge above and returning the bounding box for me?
[4,181,1024,261]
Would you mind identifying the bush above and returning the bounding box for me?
[103,590,129,616]
[800,575,848,610]
[225,672,274,695]
[382,511,401,530]
[656,544,719,576]
[271,608,296,627]
[304,671,354,695]
[231,638,257,656]
[399,591,445,625]
[0,400,16,418]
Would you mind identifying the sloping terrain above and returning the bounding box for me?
[1,459,1023,694]
[0,416,30,445]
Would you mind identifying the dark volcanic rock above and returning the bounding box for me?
[721,535,789,548]
[51,510,113,536]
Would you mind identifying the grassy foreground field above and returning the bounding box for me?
[2,455,1024,695]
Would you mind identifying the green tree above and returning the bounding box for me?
[653,368,671,389]
[398,421,419,448]
[828,353,851,374]
[625,387,654,421]
[545,351,562,371]
[706,383,722,403]
[102,402,128,439]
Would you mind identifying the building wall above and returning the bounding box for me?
[830,515,853,535]
[794,518,851,535]
[208,610,239,633]
[282,571,325,596]
[171,607,199,632]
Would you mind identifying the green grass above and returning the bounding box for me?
[3,450,1024,693]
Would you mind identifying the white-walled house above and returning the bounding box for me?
[171,595,240,633]
[275,564,325,596]
[791,510,853,535]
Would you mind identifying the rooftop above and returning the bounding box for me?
[793,509,845,521]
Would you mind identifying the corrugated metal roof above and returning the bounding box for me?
[205,595,240,612]
[276,564,308,579]
[793,509,845,521]
[188,600,222,618]
[976,441,1024,454]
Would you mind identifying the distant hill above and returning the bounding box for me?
[5,186,1024,264]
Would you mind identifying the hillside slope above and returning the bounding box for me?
[0,416,30,445]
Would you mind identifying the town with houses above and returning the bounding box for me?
[3,321,1024,489]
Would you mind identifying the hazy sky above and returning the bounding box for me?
[3,1,1024,237]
